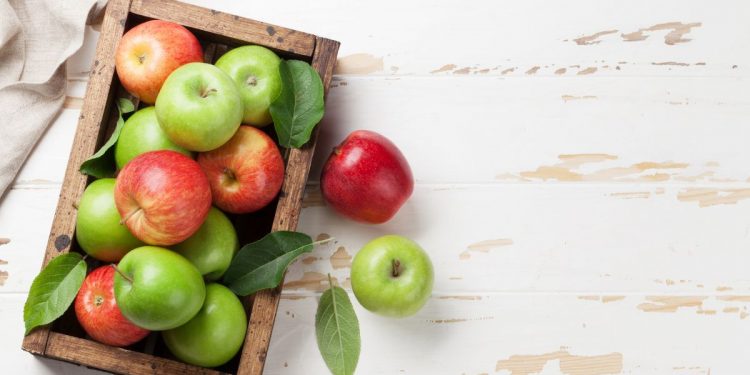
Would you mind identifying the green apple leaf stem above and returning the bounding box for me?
[222,231,332,296]
[23,253,87,335]
[315,274,361,375]
[80,98,135,178]
[270,60,325,148]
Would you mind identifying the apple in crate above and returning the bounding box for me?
[115,106,192,169]
[75,265,150,346]
[115,20,203,104]
[172,207,239,281]
[156,62,243,151]
[114,246,206,331]
[215,45,282,126]
[115,150,211,246]
[198,126,284,213]
[321,130,414,224]
[163,283,247,367]
[76,178,143,262]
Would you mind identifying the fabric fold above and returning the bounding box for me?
[0,0,107,200]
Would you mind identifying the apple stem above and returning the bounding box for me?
[222,167,237,181]
[119,207,141,225]
[200,87,218,98]
[327,273,335,288]
[392,259,401,278]
[110,264,133,284]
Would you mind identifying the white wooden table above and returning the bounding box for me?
[2,1,749,374]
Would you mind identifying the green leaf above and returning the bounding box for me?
[79,98,135,178]
[24,253,87,335]
[316,275,360,375]
[270,60,325,148]
[117,97,135,113]
[222,231,313,296]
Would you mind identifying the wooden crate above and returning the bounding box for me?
[20,0,339,373]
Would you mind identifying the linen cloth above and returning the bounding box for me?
[0,0,106,198]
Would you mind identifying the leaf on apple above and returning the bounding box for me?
[222,231,314,296]
[315,275,361,375]
[270,60,324,148]
[23,252,87,335]
[79,98,135,178]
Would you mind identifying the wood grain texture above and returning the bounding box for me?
[45,333,225,375]
[129,0,316,57]
[176,0,749,77]
[263,293,750,374]
[20,0,131,356]
[240,36,339,375]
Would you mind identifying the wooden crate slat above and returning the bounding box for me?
[45,332,227,375]
[21,0,132,356]
[129,0,316,57]
[239,36,340,375]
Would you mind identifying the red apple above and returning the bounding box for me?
[115,150,211,245]
[197,126,284,213]
[75,265,150,346]
[115,20,203,104]
[320,130,414,224]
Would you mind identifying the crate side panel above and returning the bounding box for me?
[129,0,316,57]
[239,37,340,375]
[45,333,227,375]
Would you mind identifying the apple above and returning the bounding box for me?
[172,207,239,281]
[115,20,203,104]
[320,130,414,224]
[155,62,243,151]
[215,45,282,126]
[114,246,206,331]
[350,235,433,317]
[76,178,143,262]
[115,150,211,246]
[197,126,284,213]
[114,106,192,169]
[163,283,247,367]
[75,265,150,346]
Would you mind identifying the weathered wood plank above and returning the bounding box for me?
[290,184,750,295]
[264,293,750,374]
[178,0,749,77]
[45,333,225,375]
[129,0,316,57]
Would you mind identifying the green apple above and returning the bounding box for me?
[215,45,282,126]
[351,235,434,317]
[75,178,143,262]
[114,246,206,330]
[171,207,239,281]
[163,283,247,367]
[155,62,242,151]
[114,106,192,169]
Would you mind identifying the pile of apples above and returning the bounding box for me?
[74,20,287,367]
[73,17,433,371]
